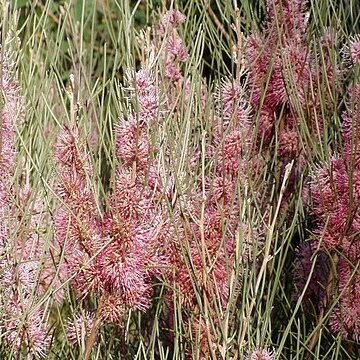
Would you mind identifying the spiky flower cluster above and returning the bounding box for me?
[307,84,360,340]
[55,68,167,327]
[247,0,339,128]
[53,10,196,355]
[247,0,310,110]
[0,47,49,357]
[54,125,103,298]
[245,0,340,210]
[102,66,167,314]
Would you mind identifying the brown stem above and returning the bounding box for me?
[84,318,101,360]
[36,2,59,25]
[203,0,232,44]
[84,301,104,360]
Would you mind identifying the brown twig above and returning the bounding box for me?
[203,0,232,44]
[36,2,60,25]
[84,300,104,360]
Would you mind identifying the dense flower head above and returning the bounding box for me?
[161,9,186,31]
[125,68,161,124]
[216,78,252,127]
[66,311,95,345]
[167,33,188,63]
[310,156,352,250]
[96,214,160,311]
[4,295,49,357]
[341,84,360,165]
[115,116,151,172]
[55,192,102,254]
[278,128,299,158]
[254,107,275,146]
[55,125,94,177]
[246,346,276,360]
[329,257,360,341]
[125,68,155,93]
[109,169,154,220]
[342,34,360,67]
[215,128,250,178]
[212,175,236,205]
[97,244,152,310]
[265,0,308,38]
[218,78,243,108]
[66,248,103,299]
[98,294,126,324]
[137,89,160,121]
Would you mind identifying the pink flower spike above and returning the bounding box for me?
[125,68,154,93]
[167,33,188,62]
[161,9,186,30]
